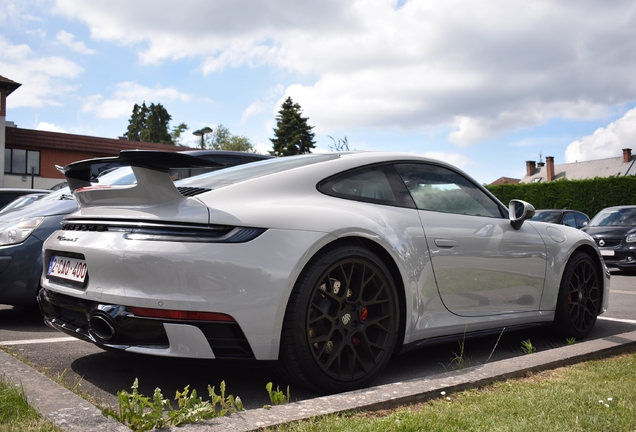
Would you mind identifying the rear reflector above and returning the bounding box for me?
[128,307,235,322]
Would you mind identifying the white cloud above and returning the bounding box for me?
[36,122,66,133]
[56,30,95,54]
[241,84,285,123]
[420,152,472,169]
[53,0,636,145]
[82,82,191,119]
[0,35,83,108]
[565,108,636,163]
[254,142,272,155]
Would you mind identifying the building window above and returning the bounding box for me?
[4,149,40,175]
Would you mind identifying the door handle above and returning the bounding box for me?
[434,238,460,248]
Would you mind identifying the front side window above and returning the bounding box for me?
[394,163,504,218]
[562,212,576,227]
[574,213,589,228]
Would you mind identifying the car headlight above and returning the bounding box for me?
[626,233,636,243]
[0,217,45,246]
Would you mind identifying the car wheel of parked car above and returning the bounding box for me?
[552,251,601,339]
[278,243,399,393]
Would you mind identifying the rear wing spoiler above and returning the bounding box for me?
[63,150,224,192]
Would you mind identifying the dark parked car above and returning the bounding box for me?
[0,150,271,308]
[0,192,51,215]
[0,188,50,211]
[529,209,590,229]
[582,205,636,271]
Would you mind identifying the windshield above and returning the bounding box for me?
[529,211,562,223]
[589,207,636,227]
[176,154,339,189]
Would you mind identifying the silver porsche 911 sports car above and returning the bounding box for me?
[39,151,609,393]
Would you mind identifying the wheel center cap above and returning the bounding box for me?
[341,313,351,325]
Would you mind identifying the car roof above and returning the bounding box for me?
[534,209,586,214]
[174,151,489,194]
[0,188,51,193]
[181,150,273,159]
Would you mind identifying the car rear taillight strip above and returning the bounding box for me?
[128,307,235,322]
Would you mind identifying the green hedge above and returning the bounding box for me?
[485,176,636,218]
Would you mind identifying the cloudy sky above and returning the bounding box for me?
[2,0,636,184]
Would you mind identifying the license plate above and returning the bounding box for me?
[47,255,88,283]
[600,249,615,257]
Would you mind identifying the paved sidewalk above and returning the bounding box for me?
[2,329,636,432]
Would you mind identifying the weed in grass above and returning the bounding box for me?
[265,382,290,408]
[566,337,576,345]
[443,326,472,370]
[521,339,536,354]
[447,338,471,370]
[103,378,243,431]
[485,327,505,364]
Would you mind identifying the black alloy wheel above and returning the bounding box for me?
[277,244,399,393]
[553,251,601,339]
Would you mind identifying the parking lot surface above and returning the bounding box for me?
[1,270,635,431]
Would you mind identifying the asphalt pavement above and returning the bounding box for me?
[1,270,636,431]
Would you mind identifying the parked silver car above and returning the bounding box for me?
[40,151,609,392]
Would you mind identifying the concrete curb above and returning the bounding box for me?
[0,348,129,431]
[2,329,636,432]
[177,329,636,432]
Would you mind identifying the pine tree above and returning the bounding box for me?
[269,97,316,156]
[124,102,174,144]
[124,103,148,141]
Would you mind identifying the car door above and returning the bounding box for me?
[394,163,547,317]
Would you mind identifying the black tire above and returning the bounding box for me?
[276,243,399,393]
[552,251,602,339]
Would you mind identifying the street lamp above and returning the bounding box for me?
[192,126,213,149]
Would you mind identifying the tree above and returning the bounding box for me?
[171,123,189,146]
[328,136,351,151]
[124,103,148,142]
[269,97,316,156]
[124,102,175,145]
[205,124,258,153]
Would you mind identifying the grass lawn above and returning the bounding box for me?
[270,352,636,432]
[2,352,635,431]
[0,375,61,432]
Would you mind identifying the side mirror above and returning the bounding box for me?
[509,199,535,230]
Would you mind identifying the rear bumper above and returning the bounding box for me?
[38,288,255,360]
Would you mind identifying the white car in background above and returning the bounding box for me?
[39,151,609,393]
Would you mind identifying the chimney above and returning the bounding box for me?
[537,161,545,168]
[623,148,632,163]
[546,156,555,181]
[525,161,536,177]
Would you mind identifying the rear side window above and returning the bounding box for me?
[319,165,414,207]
